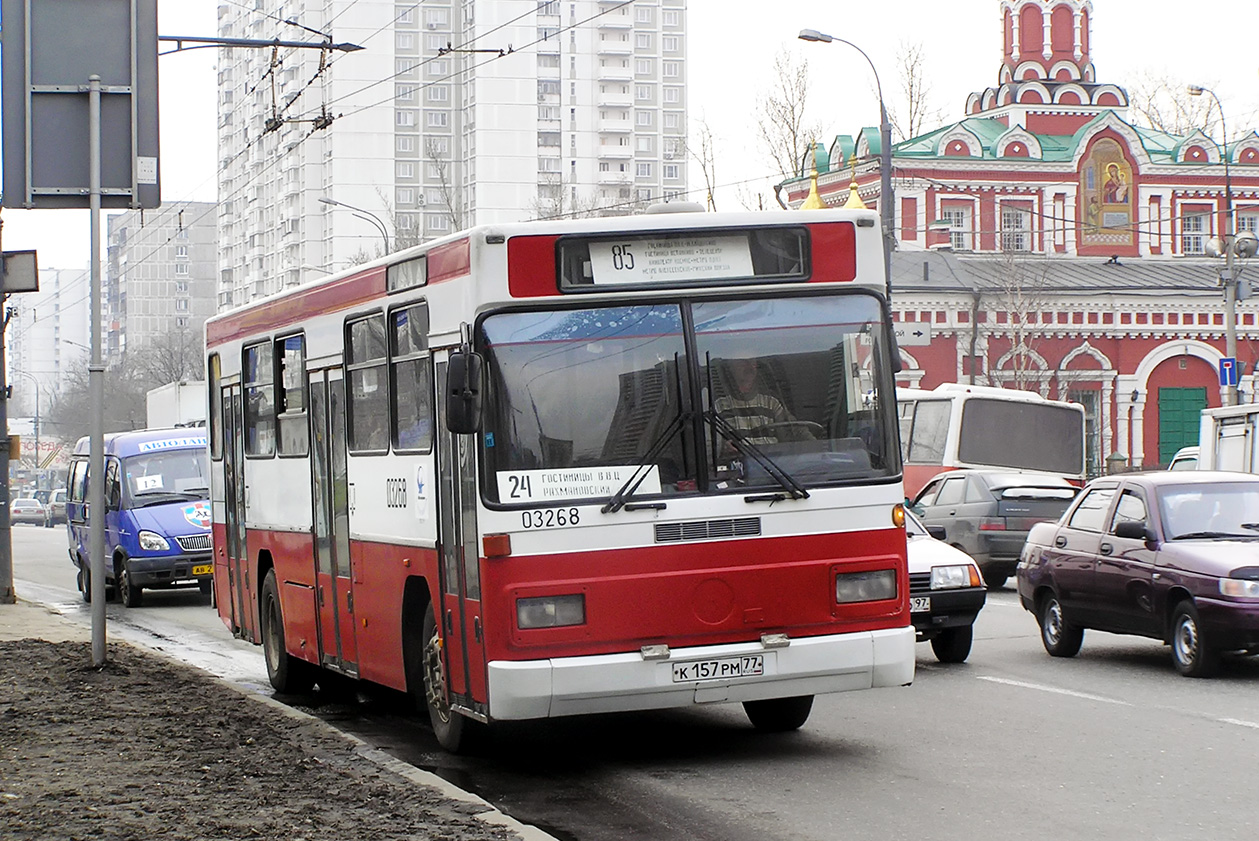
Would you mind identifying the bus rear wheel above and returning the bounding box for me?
[743,695,814,732]
[260,570,316,695]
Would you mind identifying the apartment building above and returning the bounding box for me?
[215,0,688,308]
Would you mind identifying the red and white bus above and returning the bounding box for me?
[205,207,914,751]
[897,383,1087,498]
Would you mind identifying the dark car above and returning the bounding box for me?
[911,470,1079,589]
[1017,471,1259,677]
[905,509,987,662]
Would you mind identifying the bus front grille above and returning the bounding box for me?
[654,517,761,543]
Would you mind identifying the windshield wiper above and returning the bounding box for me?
[703,410,809,501]
[601,410,690,514]
[1172,530,1252,540]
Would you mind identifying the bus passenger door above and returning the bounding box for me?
[434,360,488,713]
[221,384,254,641]
[309,369,358,675]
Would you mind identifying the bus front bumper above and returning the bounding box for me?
[486,625,915,721]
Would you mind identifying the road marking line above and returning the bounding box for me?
[977,676,1131,706]
[1218,717,1259,730]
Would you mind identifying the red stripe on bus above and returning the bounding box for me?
[206,267,386,347]
[427,237,470,284]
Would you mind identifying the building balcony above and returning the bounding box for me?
[600,118,633,133]
[597,41,633,56]
[597,144,633,159]
[597,171,633,186]
[599,67,634,82]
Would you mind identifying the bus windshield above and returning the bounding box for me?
[479,292,898,505]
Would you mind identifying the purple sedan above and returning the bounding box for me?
[1017,471,1259,677]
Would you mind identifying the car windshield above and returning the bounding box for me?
[477,293,899,506]
[122,448,211,504]
[1159,482,1259,539]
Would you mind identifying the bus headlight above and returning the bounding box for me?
[835,570,897,604]
[137,531,170,551]
[517,594,586,629]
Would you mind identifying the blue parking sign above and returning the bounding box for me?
[1220,357,1238,387]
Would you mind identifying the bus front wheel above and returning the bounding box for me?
[418,607,472,752]
[260,570,316,695]
[743,695,814,732]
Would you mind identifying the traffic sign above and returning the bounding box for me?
[893,323,932,346]
[1220,357,1239,387]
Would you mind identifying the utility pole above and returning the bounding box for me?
[0,212,12,603]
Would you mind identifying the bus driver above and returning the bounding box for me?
[713,357,795,448]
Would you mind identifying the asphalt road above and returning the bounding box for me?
[12,524,1259,841]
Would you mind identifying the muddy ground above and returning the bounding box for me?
[0,639,514,841]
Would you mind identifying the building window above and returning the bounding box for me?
[635,6,653,23]
[427,214,450,232]
[1182,212,1207,254]
[397,187,415,205]
[395,85,415,102]
[636,33,652,49]
[175,298,189,311]
[663,87,681,104]
[397,162,416,178]
[396,110,416,126]
[941,207,973,251]
[395,59,417,78]
[664,163,680,180]
[635,58,652,75]
[663,9,680,26]
[175,245,188,259]
[663,36,679,52]
[396,32,415,50]
[636,135,653,152]
[539,156,561,172]
[425,34,446,51]
[663,61,680,78]
[1238,213,1259,234]
[664,112,680,129]
[397,135,415,152]
[636,162,653,178]
[174,263,190,276]
[636,84,652,101]
[426,85,449,102]
[423,7,449,26]
[1001,206,1031,252]
[636,110,653,127]
[426,111,448,128]
[427,137,449,156]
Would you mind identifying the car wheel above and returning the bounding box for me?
[118,562,143,608]
[260,570,317,694]
[1170,601,1220,678]
[930,625,974,663]
[78,566,91,604]
[1038,593,1084,657]
[743,695,814,732]
[985,574,1008,590]
[416,606,476,752]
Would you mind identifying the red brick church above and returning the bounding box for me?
[783,0,1259,475]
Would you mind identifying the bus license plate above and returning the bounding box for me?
[192,564,212,576]
[910,596,931,613]
[672,655,763,683]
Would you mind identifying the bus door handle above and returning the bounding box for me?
[1099,542,1114,556]
[1054,536,1067,548]
[473,616,482,642]
[445,608,454,633]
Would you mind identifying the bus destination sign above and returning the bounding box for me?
[497,465,661,504]
[588,235,754,285]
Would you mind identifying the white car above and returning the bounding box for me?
[906,509,988,663]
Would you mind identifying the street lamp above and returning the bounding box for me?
[318,197,391,255]
[799,28,894,300]
[1188,84,1256,406]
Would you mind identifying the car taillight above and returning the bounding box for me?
[978,518,1006,531]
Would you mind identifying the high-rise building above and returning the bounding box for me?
[105,201,219,367]
[215,0,688,308]
[9,267,91,417]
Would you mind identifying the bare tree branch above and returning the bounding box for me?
[685,118,719,211]
[756,52,824,181]
[889,41,945,142]
[1127,72,1221,137]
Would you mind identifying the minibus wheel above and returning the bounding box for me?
[743,695,814,732]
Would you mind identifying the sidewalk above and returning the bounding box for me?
[0,598,553,841]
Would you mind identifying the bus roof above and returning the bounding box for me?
[897,383,1052,403]
[72,428,208,458]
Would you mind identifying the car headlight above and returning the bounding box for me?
[930,564,978,590]
[517,594,585,629]
[137,531,170,552]
[1220,578,1259,598]
[835,569,897,604]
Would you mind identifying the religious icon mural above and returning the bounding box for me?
[1079,137,1135,249]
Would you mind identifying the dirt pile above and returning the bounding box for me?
[0,639,512,841]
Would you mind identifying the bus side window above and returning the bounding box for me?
[104,459,121,510]
[69,459,88,503]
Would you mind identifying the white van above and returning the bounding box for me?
[1168,446,1199,471]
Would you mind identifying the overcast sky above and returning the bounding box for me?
[5,0,1259,269]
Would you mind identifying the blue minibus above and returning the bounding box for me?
[66,429,212,606]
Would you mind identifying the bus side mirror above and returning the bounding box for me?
[446,350,485,434]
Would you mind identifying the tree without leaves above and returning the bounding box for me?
[685,118,718,211]
[980,250,1055,393]
[889,41,945,143]
[756,52,825,183]
[1127,72,1221,138]
[527,173,604,221]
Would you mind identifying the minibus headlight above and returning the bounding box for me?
[517,594,586,629]
[835,570,897,604]
[137,531,170,551]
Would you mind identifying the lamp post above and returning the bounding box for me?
[318,197,391,255]
[798,28,894,300]
[1188,84,1253,406]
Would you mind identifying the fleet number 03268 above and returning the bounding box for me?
[521,508,581,529]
